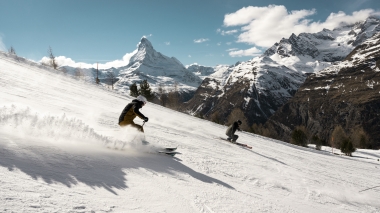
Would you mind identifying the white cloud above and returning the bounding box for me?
[165,42,170,45]
[194,38,209,43]
[217,42,221,46]
[143,34,153,38]
[223,5,379,48]
[226,48,239,52]
[188,55,192,58]
[227,47,261,57]
[217,29,238,36]
[40,49,138,69]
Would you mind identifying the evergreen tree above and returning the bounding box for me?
[129,82,139,97]
[290,126,308,147]
[311,135,322,150]
[139,79,153,100]
[340,138,356,156]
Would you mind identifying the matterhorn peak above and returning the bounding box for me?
[129,37,158,63]
[137,37,154,52]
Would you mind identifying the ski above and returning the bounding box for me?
[158,151,180,157]
[157,147,179,157]
[163,147,177,152]
[219,137,252,149]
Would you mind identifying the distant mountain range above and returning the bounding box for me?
[183,16,380,130]
[266,31,380,148]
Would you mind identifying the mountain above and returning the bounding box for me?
[60,37,203,98]
[186,63,218,80]
[182,17,380,129]
[114,38,202,94]
[265,31,380,148]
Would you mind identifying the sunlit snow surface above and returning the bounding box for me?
[1,53,380,212]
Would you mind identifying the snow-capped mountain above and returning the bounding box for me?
[114,38,202,94]
[183,17,380,128]
[266,31,380,148]
[186,63,218,80]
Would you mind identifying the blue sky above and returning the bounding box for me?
[1,0,380,68]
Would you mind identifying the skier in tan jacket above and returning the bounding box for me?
[118,95,149,132]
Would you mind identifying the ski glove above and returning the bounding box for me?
[144,117,149,122]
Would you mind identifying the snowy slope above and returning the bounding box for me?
[1,53,380,212]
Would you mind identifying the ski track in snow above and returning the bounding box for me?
[1,54,380,212]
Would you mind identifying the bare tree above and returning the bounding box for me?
[167,81,180,109]
[95,63,100,84]
[350,126,369,149]
[157,83,167,106]
[8,46,16,55]
[106,71,116,90]
[330,125,347,154]
[48,46,59,70]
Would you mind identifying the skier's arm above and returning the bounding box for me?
[133,104,147,120]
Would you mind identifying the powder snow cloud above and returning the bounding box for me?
[223,5,380,48]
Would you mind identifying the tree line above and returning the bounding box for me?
[250,123,371,156]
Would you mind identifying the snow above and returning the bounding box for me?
[1,53,380,213]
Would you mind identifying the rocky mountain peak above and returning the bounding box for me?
[138,37,154,52]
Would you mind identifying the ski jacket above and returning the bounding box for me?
[225,121,241,137]
[118,99,147,126]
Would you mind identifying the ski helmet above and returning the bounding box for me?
[237,120,242,125]
[137,95,147,105]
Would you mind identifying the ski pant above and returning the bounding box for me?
[226,134,238,142]
[119,120,144,132]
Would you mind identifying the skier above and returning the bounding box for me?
[225,120,242,142]
[118,95,149,132]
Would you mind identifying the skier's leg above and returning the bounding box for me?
[130,122,144,132]
[232,135,239,142]
[226,134,232,141]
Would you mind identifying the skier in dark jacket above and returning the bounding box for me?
[225,120,242,142]
[118,95,149,132]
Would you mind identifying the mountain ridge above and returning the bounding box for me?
[182,17,380,129]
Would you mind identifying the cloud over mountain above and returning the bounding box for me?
[40,50,137,70]
[223,5,379,48]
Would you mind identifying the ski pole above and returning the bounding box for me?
[140,121,145,131]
